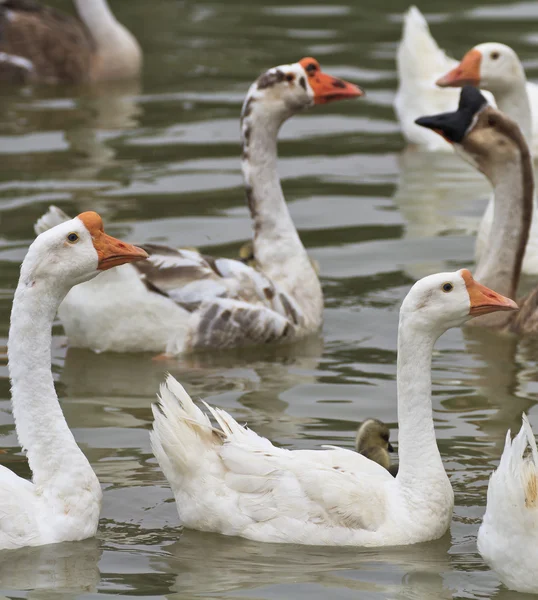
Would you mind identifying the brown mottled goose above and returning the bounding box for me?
[416,86,538,333]
[0,0,141,84]
[34,58,363,354]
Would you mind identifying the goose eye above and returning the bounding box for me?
[491,51,500,60]
[487,116,497,127]
[285,73,295,82]
[442,282,453,293]
[67,232,79,244]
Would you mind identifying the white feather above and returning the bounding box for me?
[478,414,538,594]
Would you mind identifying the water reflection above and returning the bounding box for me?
[63,80,142,183]
[463,328,537,454]
[61,336,325,445]
[0,539,101,596]
[160,531,453,599]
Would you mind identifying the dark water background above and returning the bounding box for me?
[1,0,538,598]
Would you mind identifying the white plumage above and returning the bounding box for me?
[151,270,518,546]
[478,414,538,594]
[394,6,460,151]
[0,212,146,549]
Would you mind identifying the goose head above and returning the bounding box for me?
[415,86,529,184]
[241,57,364,124]
[401,269,518,331]
[436,43,525,93]
[22,211,148,291]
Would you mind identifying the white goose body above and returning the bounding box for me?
[151,270,517,546]
[34,58,363,355]
[0,212,146,549]
[478,414,538,594]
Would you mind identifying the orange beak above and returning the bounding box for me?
[436,49,482,88]
[299,57,364,104]
[77,211,148,271]
[461,270,519,316]
[94,232,148,271]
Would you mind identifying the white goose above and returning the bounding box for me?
[395,7,520,151]
[0,212,147,549]
[151,269,517,546]
[397,7,538,151]
[34,58,363,355]
[0,0,141,84]
[478,414,538,594]
[436,42,538,154]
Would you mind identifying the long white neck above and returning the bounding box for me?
[396,315,446,487]
[8,278,92,488]
[240,95,322,318]
[74,0,141,81]
[494,80,533,147]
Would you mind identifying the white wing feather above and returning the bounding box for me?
[34,208,305,352]
[151,375,394,545]
[0,465,40,550]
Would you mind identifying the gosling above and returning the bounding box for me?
[355,419,398,476]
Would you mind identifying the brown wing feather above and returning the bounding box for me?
[185,299,295,351]
[133,244,221,295]
[0,1,93,83]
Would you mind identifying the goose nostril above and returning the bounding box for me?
[332,79,347,89]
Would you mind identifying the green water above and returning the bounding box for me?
[1,0,538,598]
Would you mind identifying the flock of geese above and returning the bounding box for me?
[1,0,538,596]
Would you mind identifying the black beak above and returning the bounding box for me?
[415,85,488,144]
[388,442,395,453]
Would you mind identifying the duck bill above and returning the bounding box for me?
[436,49,482,88]
[94,232,148,271]
[308,71,364,104]
[461,270,519,316]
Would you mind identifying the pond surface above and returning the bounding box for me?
[1,0,538,598]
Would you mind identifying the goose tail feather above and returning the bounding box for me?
[150,374,219,488]
[34,205,71,235]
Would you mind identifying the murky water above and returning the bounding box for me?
[1,0,538,598]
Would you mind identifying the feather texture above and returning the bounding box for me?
[34,207,310,354]
[151,375,396,546]
[478,414,538,593]
[0,0,141,84]
[0,0,93,83]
